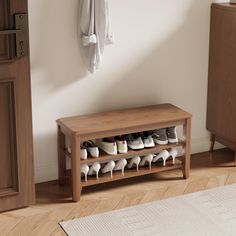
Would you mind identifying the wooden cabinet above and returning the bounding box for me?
[207,3,236,160]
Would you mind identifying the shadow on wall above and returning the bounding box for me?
[92,1,210,114]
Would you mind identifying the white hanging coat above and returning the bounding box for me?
[79,0,114,73]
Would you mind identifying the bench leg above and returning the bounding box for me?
[210,133,215,152]
[58,125,66,186]
[71,135,81,201]
[183,118,191,179]
[235,151,236,167]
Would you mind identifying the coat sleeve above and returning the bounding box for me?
[79,0,97,46]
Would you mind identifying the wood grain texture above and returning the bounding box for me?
[0,149,235,236]
[207,3,236,153]
[0,0,34,212]
[0,81,17,191]
[57,104,192,140]
[58,126,66,186]
[0,0,11,60]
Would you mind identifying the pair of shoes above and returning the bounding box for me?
[81,162,101,181]
[153,148,178,166]
[102,158,128,177]
[127,153,155,171]
[125,132,154,150]
[68,140,99,160]
[152,127,178,145]
[96,136,128,155]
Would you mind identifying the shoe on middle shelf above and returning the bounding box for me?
[139,132,155,148]
[83,140,99,157]
[67,145,87,160]
[115,136,128,153]
[166,126,178,144]
[151,128,168,145]
[125,134,144,150]
[96,138,117,155]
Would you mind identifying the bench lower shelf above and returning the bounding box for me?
[81,159,183,187]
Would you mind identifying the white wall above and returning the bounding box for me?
[28,0,224,183]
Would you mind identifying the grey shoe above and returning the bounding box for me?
[152,129,168,145]
[125,134,144,150]
[166,127,178,143]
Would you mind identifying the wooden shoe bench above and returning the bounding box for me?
[57,103,192,201]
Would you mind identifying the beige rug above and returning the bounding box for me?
[60,184,236,236]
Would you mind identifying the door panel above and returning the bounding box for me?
[0,80,18,195]
[0,0,12,60]
[207,6,236,142]
[0,0,34,212]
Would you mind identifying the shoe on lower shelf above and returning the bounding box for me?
[96,138,117,155]
[169,147,178,164]
[83,140,99,157]
[140,154,154,169]
[114,158,127,175]
[127,156,141,171]
[102,160,115,177]
[88,162,101,179]
[115,136,128,153]
[151,128,168,145]
[166,126,178,143]
[125,134,144,150]
[153,150,170,166]
[81,164,89,182]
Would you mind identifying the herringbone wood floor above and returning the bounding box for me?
[1,148,236,236]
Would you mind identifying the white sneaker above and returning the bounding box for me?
[142,134,155,148]
[96,138,117,155]
[81,164,89,182]
[125,134,144,150]
[88,162,101,179]
[68,146,87,160]
[115,136,128,153]
[153,150,170,166]
[114,158,127,175]
[102,160,115,177]
[127,156,141,171]
[140,154,154,169]
[83,140,99,157]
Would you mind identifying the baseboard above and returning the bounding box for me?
[34,137,225,183]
